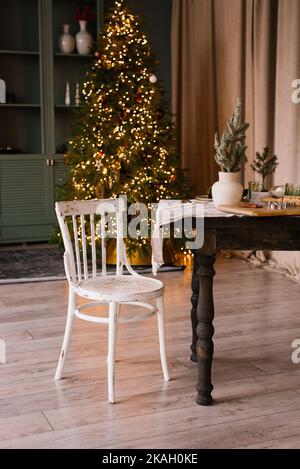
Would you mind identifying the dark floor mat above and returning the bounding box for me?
[0,247,185,282]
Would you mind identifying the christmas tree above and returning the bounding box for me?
[60,0,189,254]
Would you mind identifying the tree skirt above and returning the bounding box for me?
[0,247,184,284]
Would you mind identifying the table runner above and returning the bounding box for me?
[151,200,238,275]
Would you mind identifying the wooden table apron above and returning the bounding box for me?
[190,216,300,406]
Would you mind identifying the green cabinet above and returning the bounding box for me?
[0,0,103,243]
[0,155,52,242]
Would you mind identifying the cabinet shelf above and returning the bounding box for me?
[0,152,41,156]
[0,49,39,56]
[54,52,93,58]
[0,104,40,108]
[55,104,82,108]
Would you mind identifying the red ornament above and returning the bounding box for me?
[135,95,142,103]
[95,150,104,159]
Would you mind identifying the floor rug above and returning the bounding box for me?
[0,246,185,284]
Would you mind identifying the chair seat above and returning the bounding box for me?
[75,275,164,302]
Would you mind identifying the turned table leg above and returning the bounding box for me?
[190,253,200,363]
[192,231,217,406]
[195,253,216,405]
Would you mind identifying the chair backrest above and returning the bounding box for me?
[55,198,135,284]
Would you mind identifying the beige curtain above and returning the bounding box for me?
[172,0,300,280]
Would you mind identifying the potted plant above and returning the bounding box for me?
[249,147,278,203]
[212,98,249,207]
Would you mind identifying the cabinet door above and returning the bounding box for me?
[53,155,69,195]
[0,155,53,243]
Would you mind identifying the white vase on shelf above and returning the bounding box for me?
[59,24,75,54]
[212,171,244,207]
[65,82,70,106]
[76,20,93,55]
[0,78,6,103]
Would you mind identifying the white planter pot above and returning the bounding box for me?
[212,172,244,207]
[76,20,93,55]
[250,191,271,204]
[59,24,75,54]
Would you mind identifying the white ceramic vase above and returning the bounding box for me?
[212,171,244,207]
[59,24,75,54]
[76,20,93,55]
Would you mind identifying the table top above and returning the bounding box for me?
[193,215,300,251]
[202,215,300,229]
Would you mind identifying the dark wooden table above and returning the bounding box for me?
[191,216,300,405]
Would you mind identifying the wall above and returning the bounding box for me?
[104,0,172,102]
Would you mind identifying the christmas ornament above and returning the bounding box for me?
[94,150,104,159]
[95,160,102,170]
[149,74,157,84]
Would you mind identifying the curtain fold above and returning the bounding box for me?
[172,0,300,279]
[172,0,217,192]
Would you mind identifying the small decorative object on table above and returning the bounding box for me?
[248,181,269,204]
[75,6,95,55]
[212,98,249,207]
[268,201,296,210]
[270,185,285,198]
[65,81,70,106]
[285,183,300,196]
[249,146,278,203]
[59,24,75,54]
[0,78,6,103]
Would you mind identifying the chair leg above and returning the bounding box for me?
[156,296,170,381]
[107,302,119,404]
[55,288,76,381]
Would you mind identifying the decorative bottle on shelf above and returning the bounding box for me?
[76,20,93,55]
[0,79,6,103]
[59,24,75,54]
[75,83,81,106]
[65,82,71,106]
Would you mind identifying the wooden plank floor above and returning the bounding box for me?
[1,256,300,448]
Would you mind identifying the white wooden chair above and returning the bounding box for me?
[55,198,169,403]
